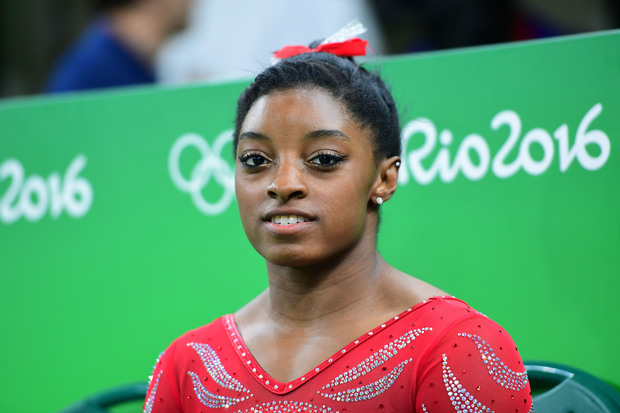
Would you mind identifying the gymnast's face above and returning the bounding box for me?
[235,87,383,267]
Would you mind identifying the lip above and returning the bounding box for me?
[262,208,316,235]
[263,208,316,222]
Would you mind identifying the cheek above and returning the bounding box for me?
[322,177,371,223]
[235,179,255,224]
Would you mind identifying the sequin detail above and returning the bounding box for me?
[188,342,251,393]
[233,400,334,413]
[143,370,162,413]
[147,351,164,384]
[188,371,251,408]
[442,354,493,413]
[320,359,411,402]
[321,328,431,390]
[187,342,253,408]
[458,333,528,391]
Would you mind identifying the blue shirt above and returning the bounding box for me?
[46,18,155,93]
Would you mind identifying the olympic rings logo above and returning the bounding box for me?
[168,131,235,215]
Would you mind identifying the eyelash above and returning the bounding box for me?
[307,151,347,169]
[238,152,269,169]
[237,151,347,170]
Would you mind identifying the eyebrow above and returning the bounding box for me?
[304,129,351,141]
[238,131,268,142]
[238,129,351,143]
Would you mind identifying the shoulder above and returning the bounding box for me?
[157,315,231,363]
[175,315,229,344]
[414,296,521,355]
[410,297,532,411]
[144,316,234,412]
[376,295,517,363]
[399,296,527,386]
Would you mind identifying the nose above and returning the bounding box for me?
[266,159,307,201]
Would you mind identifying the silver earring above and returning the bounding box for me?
[395,161,401,167]
[376,197,383,205]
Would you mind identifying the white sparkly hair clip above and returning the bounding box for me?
[320,18,367,45]
[271,19,369,64]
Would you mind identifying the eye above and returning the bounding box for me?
[238,152,269,169]
[308,152,347,168]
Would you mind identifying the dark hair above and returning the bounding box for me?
[233,51,401,160]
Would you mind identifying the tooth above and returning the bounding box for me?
[270,215,310,225]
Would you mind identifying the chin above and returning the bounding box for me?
[264,254,320,268]
[261,244,353,269]
[260,248,324,268]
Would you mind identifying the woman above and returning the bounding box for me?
[145,39,533,413]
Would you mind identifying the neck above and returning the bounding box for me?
[263,246,391,324]
[106,6,169,63]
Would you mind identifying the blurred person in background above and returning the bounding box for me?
[2,0,616,98]
[156,0,385,85]
[46,0,193,93]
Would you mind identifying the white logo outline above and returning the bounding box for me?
[168,131,235,216]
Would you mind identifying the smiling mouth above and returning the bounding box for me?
[271,215,311,225]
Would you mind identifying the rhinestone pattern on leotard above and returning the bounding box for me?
[442,354,493,412]
[187,342,253,408]
[145,297,532,413]
[321,328,431,389]
[318,328,431,402]
[320,359,412,402]
[187,371,252,408]
[187,342,251,392]
[233,400,334,413]
[143,370,162,413]
[458,333,528,391]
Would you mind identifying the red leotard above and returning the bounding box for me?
[144,296,533,412]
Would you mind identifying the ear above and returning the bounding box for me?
[370,156,401,205]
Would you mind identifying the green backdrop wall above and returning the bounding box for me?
[1,30,619,412]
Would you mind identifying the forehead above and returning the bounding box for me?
[240,87,359,135]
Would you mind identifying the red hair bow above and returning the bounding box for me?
[273,38,369,59]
